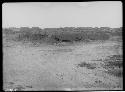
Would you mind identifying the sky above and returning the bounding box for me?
[2,2,122,28]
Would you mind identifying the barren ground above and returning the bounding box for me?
[3,40,123,91]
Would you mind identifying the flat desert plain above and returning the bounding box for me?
[3,40,123,91]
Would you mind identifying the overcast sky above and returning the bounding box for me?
[2,2,122,28]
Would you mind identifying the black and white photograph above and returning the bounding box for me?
[2,2,123,91]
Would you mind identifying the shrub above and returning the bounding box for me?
[77,62,96,69]
[102,55,123,77]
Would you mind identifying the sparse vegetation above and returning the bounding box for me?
[13,85,25,91]
[3,27,122,90]
[2,27,122,46]
[101,55,123,77]
[77,62,97,69]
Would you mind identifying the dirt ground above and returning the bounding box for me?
[3,40,123,91]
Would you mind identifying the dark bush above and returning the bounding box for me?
[77,62,96,69]
[102,55,123,77]
[31,34,46,40]
[3,27,121,44]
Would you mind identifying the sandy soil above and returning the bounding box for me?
[3,40,123,91]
